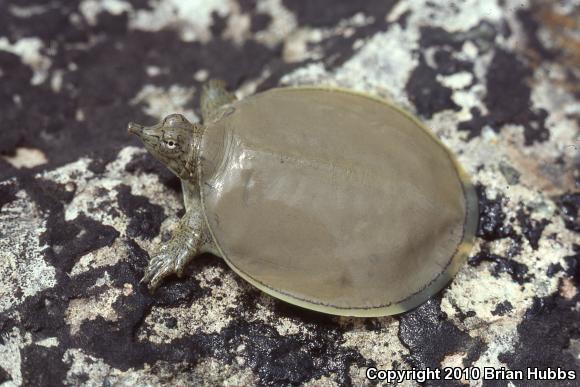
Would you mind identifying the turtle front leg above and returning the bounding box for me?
[141,209,209,291]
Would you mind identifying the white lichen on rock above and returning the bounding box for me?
[137,265,244,342]
[65,277,123,335]
[129,0,232,42]
[342,318,411,385]
[0,328,32,386]
[2,147,48,169]
[0,37,51,85]
[70,240,129,276]
[0,188,56,313]
[131,85,199,123]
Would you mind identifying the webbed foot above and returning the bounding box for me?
[141,243,193,290]
[141,210,204,291]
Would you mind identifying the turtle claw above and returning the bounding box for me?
[141,250,175,292]
[175,252,191,278]
[139,209,204,292]
[141,241,198,291]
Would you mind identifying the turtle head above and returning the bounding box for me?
[128,113,199,181]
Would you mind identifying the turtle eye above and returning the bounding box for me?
[165,140,177,150]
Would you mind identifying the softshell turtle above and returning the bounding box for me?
[127,80,478,317]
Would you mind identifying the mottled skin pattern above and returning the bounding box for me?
[130,81,233,289]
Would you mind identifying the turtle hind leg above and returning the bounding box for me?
[200,79,236,124]
[141,209,208,291]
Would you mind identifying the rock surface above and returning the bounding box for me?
[0,0,579,386]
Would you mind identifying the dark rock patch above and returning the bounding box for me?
[0,366,10,383]
[469,249,531,285]
[236,0,273,33]
[447,300,477,324]
[116,184,166,240]
[255,0,401,73]
[0,179,18,210]
[517,8,558,61]
[282,0,397,28]
[463,339,487,369]
[516,208,550,250]
[298,4,400,71]
[237,0,258,14]
[21,344,68,386]
[88,148,122,175]
[164,316,177,328]
[498,295,580,385]
[45,214,120,274]
[547,262,564,277]
[399,298,485,374]
[458,49,550,145]
[139,253,218,308]
[219,281,372,385]
[475,185,517,241]
[93,8,130,36]
[236,320,365,385]
[563,245,580,286]
[26,178,76,208]
[406,56,460,118]
[250,12,272,33]
[491,300,513,316]
[140,32,276,93]
[394,10,411,28]
[433,49,474,77]
[68,371,90,386]
[1,1,79,41]
[409,21,502,119]
[19,175,119,274]
[210,11,228,37]
[419,21,498,51]
[419,26,464,49]
[125,151,181,193]
[0,159,18,181]
[556,192,580,233]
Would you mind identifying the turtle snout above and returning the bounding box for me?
[127,122,144,135]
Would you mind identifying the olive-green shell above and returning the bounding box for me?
[199,87,478,317]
